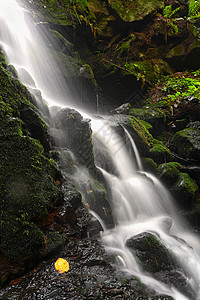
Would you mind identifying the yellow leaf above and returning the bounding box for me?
[55,258,69,274]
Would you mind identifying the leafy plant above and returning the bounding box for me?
[189,0,200,18]
[162,5,180,36]
[163,5,180,18]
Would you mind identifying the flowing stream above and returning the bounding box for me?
[1,1,200,299]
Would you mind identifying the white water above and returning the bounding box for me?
[0,0,72,107]
[1,1,200,299]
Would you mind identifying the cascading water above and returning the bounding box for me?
[91,119,200,299]
[1,1,200,299]
[0,0,73,107]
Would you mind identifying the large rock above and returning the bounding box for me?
[126,232,194,299]
[170,127,200,161]
[50,107,97,174]
[171,172,198,208]
[108,0,164,22]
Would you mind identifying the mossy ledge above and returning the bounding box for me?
[0,49,63,266]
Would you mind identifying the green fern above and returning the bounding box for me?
[189,0,200,18]
[163,5,180,18]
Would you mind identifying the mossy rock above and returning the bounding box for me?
[181,166,200,187]
[150,141,172,164]
[141,157,157,174]
[126,232,192,297]
[0,50,62,260]
[0,136,61,218]
[158,162,182,186]
[129,106,166,136]
[0,214,45,260]
[124,59,173,84]
[108,0,164,22]
[128,116,154,154]
[170,128,200,161]
[84,179,114,228]
[171,173,199,208]
[126,232,175,274]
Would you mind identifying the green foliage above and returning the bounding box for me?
[159,72,200,106]
[163,5,180,18]
[162,5,180,37]
[189,0,200,18]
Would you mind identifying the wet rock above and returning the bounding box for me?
[108,0,164,22]
[126,232,175,273]
[150,142,172,165]
[112,103,131,114]
[180,165,200,186]
[171,172,199,208]
[20,106,50,150]
[158,162,182,186]
[129,106,167,136]
[0,239,174,300]
[170,127,200,161]
[141,157,158,174]
[174,96,200,122]
[17,67,36,87]
[50,107,97,175]
[126,232,193,299]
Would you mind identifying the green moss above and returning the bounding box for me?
[158,72,200,105]
[0,136,61,218]
[33,0,95,27]
[139,120,153,131]
[108,0,164,22]
[124,59,173,84]
[150,141,172,164]
[0,50,62,260]
[141,157,157,173]
[0,213,44,259]
[171,173,199,208]
[171,128,200,160]
[130,107,166,123]
[128,116,154,148]
[158,162,182,185]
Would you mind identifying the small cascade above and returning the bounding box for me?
[91,117,200,300]
[1,1,200,299]
[123,127,143,171]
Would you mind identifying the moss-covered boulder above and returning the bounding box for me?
[141,157,157,174]
[170,127,200,161]
[108,0,164,22]
[158,162,182,186]
[150,141,172,164]
[128,116,153,155]
[0,49,63,265]
[129,106,167,136]
[171,173,199,208]
[126,232,176,273]
[126,232,193,298]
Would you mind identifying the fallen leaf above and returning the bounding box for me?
[55,258,69,274]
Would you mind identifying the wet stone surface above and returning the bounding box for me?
[0,239,174,300]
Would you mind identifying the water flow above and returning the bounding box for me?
[1,1,200,299]
[0,0,72,107]
[91,118,200,300]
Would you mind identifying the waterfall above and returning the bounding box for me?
[0,0,73,107]
[1,1,200,299]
